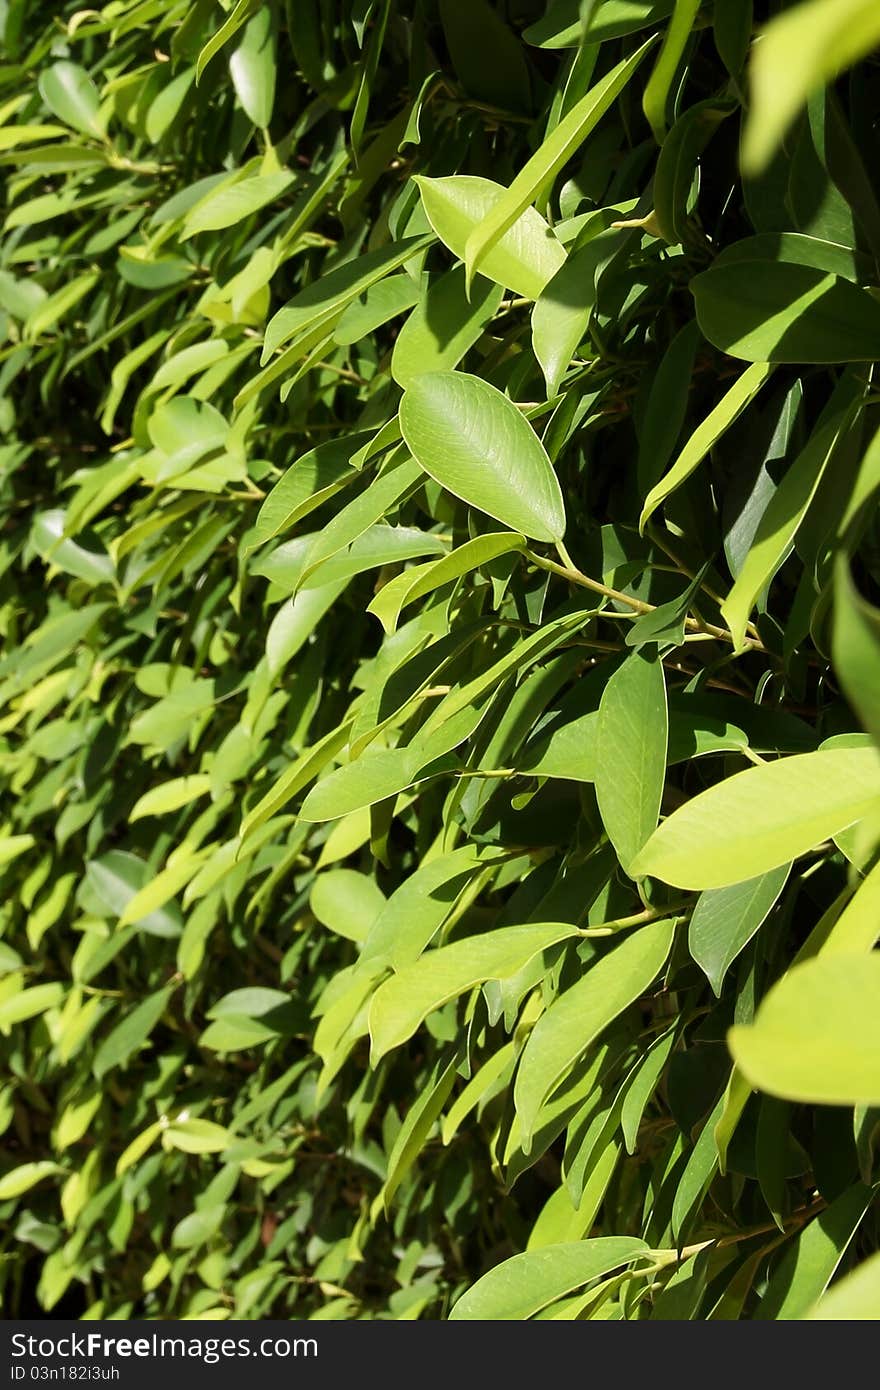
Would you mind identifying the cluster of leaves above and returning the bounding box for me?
[1,0,880,1321]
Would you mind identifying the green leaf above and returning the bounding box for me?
[333,275,420,346]
[172,1205,225,1250]
[514,917,676,1142]
[449,1237,649,1320]
[129,775,212,822]
[839,415,880,533]
[373,1055,458,1215]
[367,533,526,635]
[146,66,196,142]
[391,266,503,391]
[439,0,531,114]
[743,0,880,173]
[818,859,880,958]
[369,921,579,1060]
[31,509,114,585]
[362,844,491,968]
[256,524,445,594]
[691,259,880,363]
[729,956,880,1105]
[518,709,598,782]
[293,455,424,590]
[833,553,880,749]
[640,362,773,531]
[249,432,370,549]
[0,268,47,321]
[531,224,620,397]
[196,0,261,80]
[464,40,655,285]
[198,1017,277,1051]
[55,1082,102,1151]
[414,174,565,300]
[238,722,353,841]
[24,272,99,340]
[416,612,590,747]
[229,7,276,128]
[670,1090,726,1241]
[620,1027,677,1153]
[93,986,173,1079]
[526,0,673,48]
[633,746,880,889]
[262,236,434,361]
[115,1121,164,1176]
[714,232,870,282]
[806,1249,880,1319]
[164,1119,233,1155]
[117,857,201,930]
[84,852,182,937]
[0,835,36,869]
[0,1162,65,1200]
[595,650,667,874]
[0,124,70,151]
[38,62,104,138]
[653,99,734,242]
[150,341,230,394]
[624,564,710,651]
[299,747,426,823]
[689,865,790,996]
[310,869,385,943]
[642,0,701,142]
[756,1097,793,1232]
[720,374,863,648]
[441,1043,516,1146]
[0,983,65,1030]
[399,371,566,541]
[757,1182,873,1319]
[182,171,294,237]
[0,603,108,697]
[265,577,349,678]
[208,987,293,1021]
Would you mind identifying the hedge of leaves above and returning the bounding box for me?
[2,0,880,1321]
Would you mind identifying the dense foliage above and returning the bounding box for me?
[2,0,880,1321]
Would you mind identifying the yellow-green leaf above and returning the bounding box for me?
[743,0,880,173]
[729,955,880,1105]
[632,747,880,890]
[414,174,565,300]
[464,40,655,286]
[450,1238,649,1320]
[369,921,579,1060]
[514,917,676,1141]
[0,1161,65,1200]
[129,775,212,822]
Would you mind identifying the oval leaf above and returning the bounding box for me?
[632,747,880,889]
[692,259,880,363]
[414,174,565,301]
[229,8,276,128]
[729,955,880,1105]
[689,865,790,996]
[449,1237,649,1320]
[595,650,668,874]
[369,921,579,1060]
[38,62,104,138]
[514,916,676,1141]
[399,371,566,541]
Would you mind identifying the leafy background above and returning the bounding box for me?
[1,0,880,1321]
